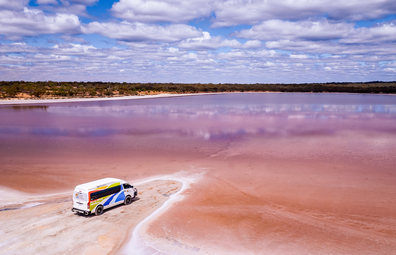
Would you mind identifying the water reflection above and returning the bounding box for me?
[1,93,395,140]
[45,103,396,116]
[5,105,49,111]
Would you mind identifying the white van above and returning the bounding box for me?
[72,178,138,216]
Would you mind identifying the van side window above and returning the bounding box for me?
[123,183,133,189]
[91,185,121,201]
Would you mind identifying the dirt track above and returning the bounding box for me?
[0,180,181,255]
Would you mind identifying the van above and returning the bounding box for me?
[72,178,138,216]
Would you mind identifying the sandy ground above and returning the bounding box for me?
[0,93,212,105]
[0,180,182,255]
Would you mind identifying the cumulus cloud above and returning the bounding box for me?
[60,35,88,44]
[177,32,261,50]
[1,41,395,83]
[52,43,97,55]
[37,0,98,5]
[235,19,354,41]
[290,54,309,59]
[82,21,202,42]
[0,8,81,40]
[36,0,58,4]
[265,39,396,56]
[0,0,395,83]
[217,49,278,60]
[35,0,99,16]
[236,19,396,54]
[0,0,29,10]
[111,0,214,23]
[212,0,396,27]
[340,22,396,43]
[68,0,99,4]
[109,0,396,28]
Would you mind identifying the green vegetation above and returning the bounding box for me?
[1,81,396,99]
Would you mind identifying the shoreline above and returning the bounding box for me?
[0,93,205,105]
[1,91,395,105]
[119,171,205,254]
[0,171,205,255]
[0,179,185,254]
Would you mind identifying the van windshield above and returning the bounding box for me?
[74,191,88,201]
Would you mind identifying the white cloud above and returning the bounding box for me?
[68,0,98,4]
[112,0,396,26]
[167,47,179,53]
[0,8,81,40]
[212,0,396,27]
[217,50,249,60]
[340,22,396,43]
[244,40,262,48]
[52,43,96,52]
[38,4,89,16]
[37,0,98,5]
[36,0,58,4]
[177,32,261,50]
[235,19,354,41]
[35,0,99,16]
[236,19,396,57]
[111,0,214,23]
[264,39,396,56]
[290,54,308,59]
[0,0,395,83]
[0,0,29,10]
[82,21,202,42]
[60,35,88,44]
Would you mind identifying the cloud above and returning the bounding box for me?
[212,0,396,27]
[217,49,278,60]
[35,0,99,16]
[111,0,215,23]
[60,35,88,44]
[177,32,261,50]
[290,54,309,59]
[82,21,202,42]
[0,8,81,40]
[68,0,99,4]
[38,4,89,16]
[1,41,395,83]
[0,0,29,10]
[37,0,98,5]
[236,19,396,56]
[36,0,58,4]
[265,39,396,56]
[52,43,98,55]
[0,42,41,54]
[109,0,396,29]
[235,19,354,41]
[0,0,395,83]
[340,22,396,44]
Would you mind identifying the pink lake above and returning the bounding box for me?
[1,92,396,254]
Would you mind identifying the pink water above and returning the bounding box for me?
[1,93,396,254]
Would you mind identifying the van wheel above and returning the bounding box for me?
[125,196,132,205]
[95,205,104,216]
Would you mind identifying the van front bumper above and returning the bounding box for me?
[72,208,91,215]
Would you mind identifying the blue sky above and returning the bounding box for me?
[0,0,395,83]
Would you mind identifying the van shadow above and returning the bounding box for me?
[73,197,140,218]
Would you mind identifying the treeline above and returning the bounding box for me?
[1,81,396,99]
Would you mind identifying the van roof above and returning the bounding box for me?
[75,178,125,191]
